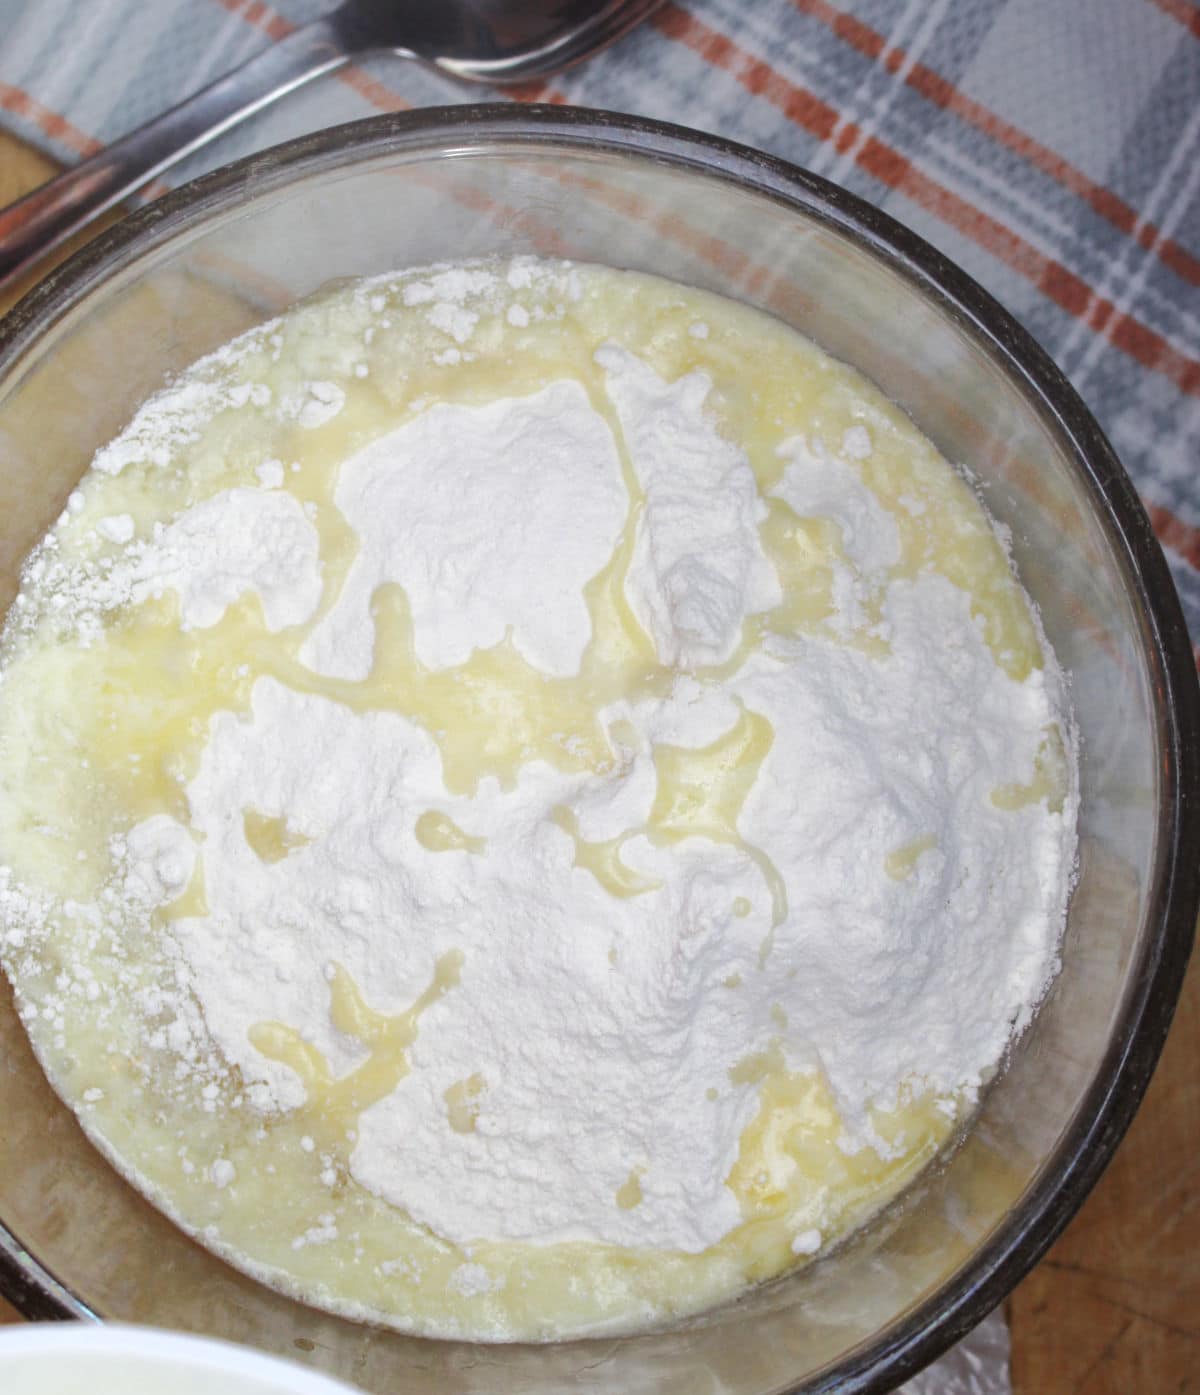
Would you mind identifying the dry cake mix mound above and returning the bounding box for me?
[0,259,1076,1339]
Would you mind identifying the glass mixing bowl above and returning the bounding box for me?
[0,106,1196,1394]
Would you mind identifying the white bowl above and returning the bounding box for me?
[0,1324,359,1395]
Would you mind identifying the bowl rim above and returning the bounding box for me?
[0,103,1197,1393]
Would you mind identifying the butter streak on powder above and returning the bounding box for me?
[0,257,1077,1339]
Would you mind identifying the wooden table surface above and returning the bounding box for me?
[0,132,1197,1393]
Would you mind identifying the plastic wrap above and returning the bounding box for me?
[898,1309,1010,1394]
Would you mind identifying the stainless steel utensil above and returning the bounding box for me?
[0,0,661,291]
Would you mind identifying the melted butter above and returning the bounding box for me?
[49,341,666,815]
[614,291,1036,680]
[243,810,310,864]
[719,1060,957,1284]
[0,262,1054,1342]
[884,833,938,881]
[444,1072,486,1133]
[616,1169,644,1210]
[607,717,639,751]
[249,952,463,1150]
[162,855,209,922]
[415,811,486,856]
[313,586,627,794]
[758,498,839,633]
[729,1040,784,1087]
[66,592,255,826]
[647,706,788,939]
[991,724,1068,813]
[713,497,891,666]
[551,806,661,898]
[551,704,787,918]
[848,446,1040,683]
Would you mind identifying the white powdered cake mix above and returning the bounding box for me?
[0,257,1077,1339]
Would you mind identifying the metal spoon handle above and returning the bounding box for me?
[0,16,352,293]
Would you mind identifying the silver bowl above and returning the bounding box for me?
[0,106,1196,1393]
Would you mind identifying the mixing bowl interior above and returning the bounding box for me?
[0,108,1195,1394]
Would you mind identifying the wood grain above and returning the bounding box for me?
[0,129,1197,1387]
[0,135,124,318]
[1009,944,1200,1394]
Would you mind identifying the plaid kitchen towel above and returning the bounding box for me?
[0,3,1196,1392]
[0,0,1197,660]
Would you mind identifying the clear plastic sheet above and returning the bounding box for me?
[898,1309,1011,1394]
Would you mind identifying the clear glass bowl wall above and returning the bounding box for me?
[0,109,1195,1395]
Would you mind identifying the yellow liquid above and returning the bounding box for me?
[249,952,464,1151]
[0,259,1065,1340]
[884,834,939,882]
[243,810,310,864]
[414,811,487,857]
[444,1073,487,1134]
